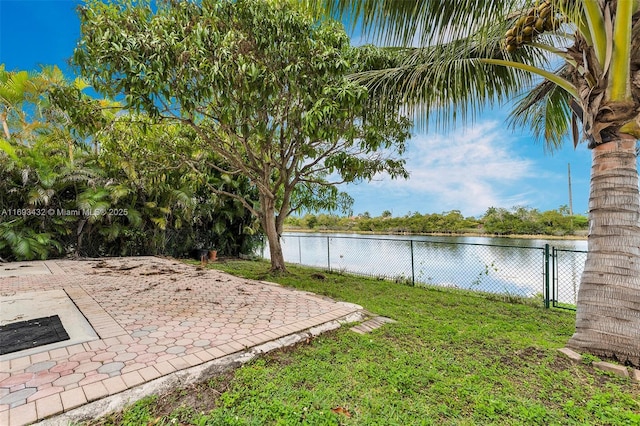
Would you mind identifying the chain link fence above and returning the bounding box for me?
[552,247,588,310]
[261,234,587,310]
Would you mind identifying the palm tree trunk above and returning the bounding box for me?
[567,137,640,366]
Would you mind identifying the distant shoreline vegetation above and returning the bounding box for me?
[284,206,588,239]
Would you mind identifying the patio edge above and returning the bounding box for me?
[37,310,365,426]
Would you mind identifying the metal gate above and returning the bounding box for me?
[548,246,587,311]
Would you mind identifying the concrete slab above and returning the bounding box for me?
[557,347,582,363]
[593,361,630,379]
[0,262,52,278]
[0,256,363,425]
[0,290,98,362]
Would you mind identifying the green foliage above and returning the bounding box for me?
[119,396,158,426]
[0,220,60,260]
[482,205,587,236]
[0,65,66,145]
[286,205,587,236]
[0,68,261,260]
[0,130,92,260]
[74,0,412,270]
[90,115,261,257]
[289,184,354,218]
[581,353,602,365]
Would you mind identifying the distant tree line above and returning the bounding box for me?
[285,206,588,237]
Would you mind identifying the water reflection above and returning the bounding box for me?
[266,233,587,304]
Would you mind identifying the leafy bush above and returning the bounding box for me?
[0,67,262,260]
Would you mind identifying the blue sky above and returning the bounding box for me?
[1,0,593,218]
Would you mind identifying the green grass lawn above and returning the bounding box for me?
[89,259,640,426]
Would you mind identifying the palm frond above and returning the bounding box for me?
[507,65,574,152]
[313,0,586,150]
[310,0,525,47]
[352,20,551,131]
[0,71,30,105]
[0,138,18,160]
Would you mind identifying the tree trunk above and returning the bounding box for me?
[261,196,287,272]
[1,113,10,140]
[567,137,640,366]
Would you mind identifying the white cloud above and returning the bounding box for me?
[355,120,537,216]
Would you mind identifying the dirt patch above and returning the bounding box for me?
[499,346,573,371]
[84,372,235,426]
[165,341,317,410]
[154,372,235,417]
[91,258,188,277]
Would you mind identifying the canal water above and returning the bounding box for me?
[263,233,587,305]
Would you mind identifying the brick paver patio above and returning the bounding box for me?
[0,257,362,425]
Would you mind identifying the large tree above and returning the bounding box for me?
[313,0,640,365]
[73,0,411,272]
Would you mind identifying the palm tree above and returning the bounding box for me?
[312,0,640,366]
[0,65,91,162]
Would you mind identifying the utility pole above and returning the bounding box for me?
[568,163,574,216]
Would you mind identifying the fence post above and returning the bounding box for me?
[298,236,302,264]
[552,246,557,308]
[410,240,415,286]
[544,244,550,308]
[327,236,331,271]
